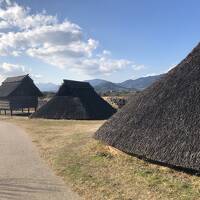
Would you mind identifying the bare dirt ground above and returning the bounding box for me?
[0,121,80,200]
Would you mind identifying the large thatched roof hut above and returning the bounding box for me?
[94,43,200,172]
[0,74,42,115]
[31,79,116,120]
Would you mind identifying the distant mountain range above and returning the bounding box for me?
[94,80,134,93]
[37,74,164,93]
[36,82,59,92]
[118,74,164,90]
[86,74,164,93]
[84,79,107,87]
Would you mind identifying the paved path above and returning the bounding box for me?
[0,121,81,200]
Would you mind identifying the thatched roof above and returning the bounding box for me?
[94,42,200,172]
[31,79,116,120]
[0,74,42,98]
[3,75,27,83]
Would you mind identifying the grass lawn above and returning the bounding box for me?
[0,116,200,200]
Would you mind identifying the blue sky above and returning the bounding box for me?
[0,0,200,84]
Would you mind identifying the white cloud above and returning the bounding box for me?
[1,62,25,73]
[0,1,144,76]
[80,52,132,75]
[102,50,111,56]
[0,62,27,82]
[0,21,88,56]
[132,64,145,71]
[0,2,57,30]
[33,74,42,78]
[143,73,157,77]
[0,61,42,83]
[31,73,43,80]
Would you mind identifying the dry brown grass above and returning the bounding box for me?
[1,116,200,200]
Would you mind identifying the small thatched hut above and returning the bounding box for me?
[0,74,42,115]
[31,79,116,120]
[94,42,200,172]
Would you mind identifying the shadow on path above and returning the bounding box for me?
[0,178,65,200]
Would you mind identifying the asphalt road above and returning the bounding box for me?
[0,121,81,200]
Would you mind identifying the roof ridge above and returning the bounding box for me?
[3,74,29,84]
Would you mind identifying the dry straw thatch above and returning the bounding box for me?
[31,79,116,120]
[0,74,42,114]
[94,43,200,172]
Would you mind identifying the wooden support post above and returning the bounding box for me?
[4,110,6,115]
[22,108,24,113]
[34,107,37,112]
[10,109,13,116]
[28,108,30,114]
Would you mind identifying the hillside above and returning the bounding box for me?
[118,74,164,90]
[94,81,134,94]
[85,79,108,87]
[87,74,164,93]
[37,74,164,93]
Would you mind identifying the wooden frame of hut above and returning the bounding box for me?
[0,75,43,115]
